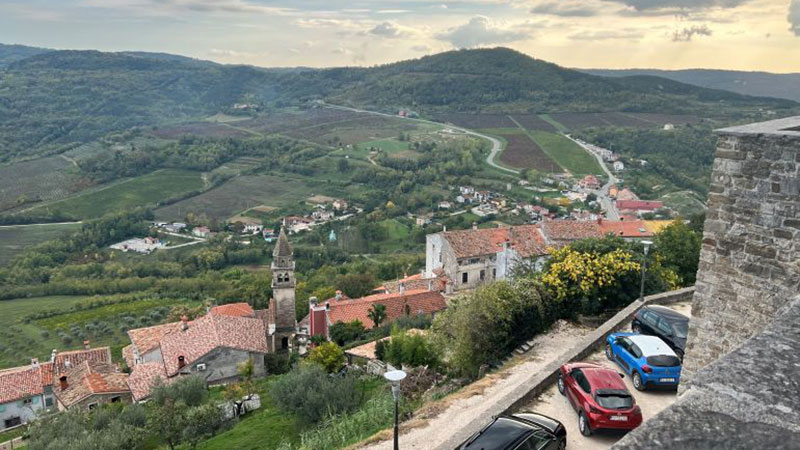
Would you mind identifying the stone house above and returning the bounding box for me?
[53,361,131,411]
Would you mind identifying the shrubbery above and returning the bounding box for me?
[381,328,439,369]
[307,341,346,373]
[269,365,368,423]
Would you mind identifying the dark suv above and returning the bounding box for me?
[631,305,689,359]
[457,413,567,450]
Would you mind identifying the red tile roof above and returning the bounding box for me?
[128,321,184,355]
[540,220,603,243]
[209,302,255,318]
[159,313,268,376]
[598,220,654,238]
[616,200,664,211]
[54,361,129,408]
[127,362,168,402]
[0,366,44,404]
[53,347,112,374]
[442,225,548,259]
[326,289,447,329]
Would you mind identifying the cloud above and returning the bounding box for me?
[672,24,712,41]
[369,22,408,38]
[530,2,600,17]
[436,16,528,48]
[149,0,291,14]
[790,0,800,36]
[412,44,432,52]
[569,29,645,40]
[605,0,748,11]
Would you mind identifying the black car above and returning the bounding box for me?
[631,305,689,359]
[457,413,567,450]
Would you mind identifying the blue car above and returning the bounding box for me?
[605,332,682,391]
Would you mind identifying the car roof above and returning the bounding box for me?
[628,334,678,357]
[461,416,533,450]
[644,305,689,321]
[582,366,627,392]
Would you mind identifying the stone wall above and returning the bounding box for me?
[682,118,800,386]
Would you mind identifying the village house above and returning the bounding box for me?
[192,226,210,238]
[438,200,452,209]
[332,199,348,211]
[471,203,499,217]
[613,160,625,172]
[53,361,131,411]
[262,228,277,242]
[616,200,665,216]
[579,175,601,190]
[303,288,447,341]
[616,187,640,201]
[283,215,313,233]
[312,209,334,221]
[243,223,263,234]
[163,222,187,233]
[109,237,164,254]
[0,346,113,430]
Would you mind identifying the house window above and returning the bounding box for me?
[22,398,33,406]
[480,270,485,281]
[0,404,5,413]
[88,403,98,411]
[111,396,121,403]
[404,305,411,316]
[45,397,53,408]
[4,417,21,428]
[281,337,289,350]
[462,272,468,284]
[492,268,496,279]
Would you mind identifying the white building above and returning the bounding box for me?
[613,161,625,172]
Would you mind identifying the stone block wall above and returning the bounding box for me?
[682,120,800,386]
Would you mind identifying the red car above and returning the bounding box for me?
[557,362,643,436]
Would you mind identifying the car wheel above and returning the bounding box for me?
[557,373,566,395]
[558,437,567,450]
[632,323,642,334]
[633,372,645,391]
[605,344,614,360]
[579,412,592,436]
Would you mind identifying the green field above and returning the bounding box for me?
[30,169,206,219]
[661,190,708,217]
[0,222,82,265]
[527,131,604,176]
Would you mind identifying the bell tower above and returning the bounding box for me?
[271,228,296,352]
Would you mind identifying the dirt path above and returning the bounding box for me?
[360,320,592,450]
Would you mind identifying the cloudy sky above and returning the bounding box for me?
[1,0,799,72]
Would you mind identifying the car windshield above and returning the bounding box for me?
[646,355,681,367]
[671,321,688,338]
[596,393,633,410]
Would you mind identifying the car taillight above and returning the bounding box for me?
[642,365,652,373]
[589,405,601,414]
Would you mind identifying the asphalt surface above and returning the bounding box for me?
[516,302,692,450]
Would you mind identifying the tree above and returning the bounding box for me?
[269,365,365,423]
[383,328,439,368]
[307,341,346,373]
[329,320,366,346]
[337,158,349,172]
[653,220,701,285]
[335,273,377,299]
[368,303,387,327]
[182,403,224,450]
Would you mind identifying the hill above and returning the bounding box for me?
[581,68,800,103]
[0,43,51,67]
[0,47,796,161]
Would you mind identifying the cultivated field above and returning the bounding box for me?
[511,114,559,132]
[528,131,605,176]
[154,174,353,221]
[237,108,367,134]
[0,222,82,266]
[150,122,254,139]
[547,112,700,131]
[30,169,205,219]
[496,131,563,173]
[432,113,516,129]
[0,156,81,212]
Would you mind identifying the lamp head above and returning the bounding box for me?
[384,369,407,386]
[642,240,653,254]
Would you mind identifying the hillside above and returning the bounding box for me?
[0,47,797,161]
[582,68,800,103]
[0,43,51,67]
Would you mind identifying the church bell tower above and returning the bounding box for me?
[271,228,296,352]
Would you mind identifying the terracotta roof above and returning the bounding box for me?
[209,302,255,318]
[53,361,129,408]
[598,220,654,238]
[39,362,54,387]
[122,345,135,369]
[326,289,447,329]
[53,347,112,374]
[128,321,184,355]
[159,313,268,376]
[643,220,677,234]
[0,366,44,404]
[616,200,664,211]
[442,224,548,259]
[540,220,603,243]
[127,362,168,402]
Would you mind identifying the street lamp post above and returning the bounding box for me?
[639,240,653,302]
[384,370,407,450]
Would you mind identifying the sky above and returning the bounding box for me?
[1,0,799,72]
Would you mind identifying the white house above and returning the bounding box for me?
[613,161,625,172]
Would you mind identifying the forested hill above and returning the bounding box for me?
[0,46,797,160]
[0,43,51,67]
[582,68,800,103]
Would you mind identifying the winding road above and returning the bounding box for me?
[323,103,517,174]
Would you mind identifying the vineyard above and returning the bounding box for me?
[496,131,563,173]
[0,156,81,212]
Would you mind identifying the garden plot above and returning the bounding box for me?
[0,156,80,212]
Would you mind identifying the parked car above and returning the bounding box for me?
[457,413,567,450]
[605,332,682,391]
[631,305,689,359]
[557,363,642,436]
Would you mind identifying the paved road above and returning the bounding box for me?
[0,221,82,229]
[323,103,518,174]
[564,135,620,220]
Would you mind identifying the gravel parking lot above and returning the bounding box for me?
[514,302,692,450]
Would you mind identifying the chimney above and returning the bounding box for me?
[178,356,186,369]
[83,340,90,350]
[335,290,343,301]
[51,349,57,363]
[399,282,405,295]
[181,315,189,331]
[597,216,603,225]
[472,222,478,231]
[59,375,68,390]
[443,225,447,232]
[325,302,330,311]
[309,296,318,307]
[64,358,71,369]
[31,358,39,368]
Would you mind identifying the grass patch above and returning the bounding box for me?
[527,131,604,176]
[0,222,82,266]
[31,169,205,219]
[539,114,569,133]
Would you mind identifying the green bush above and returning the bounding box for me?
[329,320,367,346]
[382,328,439,369]
[269,365,368,424]
[265,353,291,375]
[307,342,346,373]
